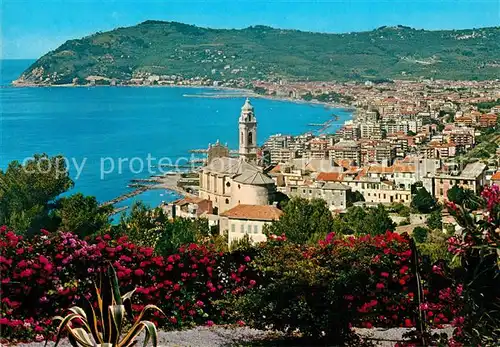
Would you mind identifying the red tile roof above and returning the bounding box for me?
[491,171,500,181]
[316,172,344,182]
[220,204,283,221]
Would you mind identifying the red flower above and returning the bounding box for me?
[381,272,389,278]
[134,269,145,276]
[376,283,385,289]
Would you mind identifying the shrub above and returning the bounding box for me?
[0,228,252,342]
[225,232,448,344]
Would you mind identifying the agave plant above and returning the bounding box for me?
[53,266,163,347]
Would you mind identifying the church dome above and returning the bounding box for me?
[241,98,254,111]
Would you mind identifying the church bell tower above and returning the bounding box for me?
[239,98,257,162]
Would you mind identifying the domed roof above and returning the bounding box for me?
[241,98,254,111]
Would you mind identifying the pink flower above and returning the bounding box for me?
[35,334,44,342]
[381,272,389,278]
[206,320,215,327]
[376,283,385,289]
[236,320,245,327]
[244,256,251,262]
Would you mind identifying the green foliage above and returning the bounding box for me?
[264,197,333,244]
[426,209,443,231]
[0,154,74,234]
[333,205,395,235]
[54,266,163,347]
[155,217,212,255]
[54,193,112,238]
[447,185,481,210]
[226,243,363,344]
[389,202,411,217]
[416,229,455,265]
[346,190,365,207]
[411,187,436,213]
[412,226,429,243]
[114,202,161,246]
[18,23,500,84]
[475,98,500,112]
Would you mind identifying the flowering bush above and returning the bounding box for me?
[0,227,252,343]
[224,231,456,344]
[442,185,500,345]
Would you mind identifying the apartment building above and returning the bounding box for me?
[422,162,487,201]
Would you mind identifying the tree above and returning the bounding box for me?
[447,185,466,204]
[264,197,334,244]
[346,190,365,207]
[332,205,395,235]
[412,226,429,243]
[54,193,112,238]
[155,218,211,255]
[0,154,74,234]
[427,209,443,231]
[411,187,436,213]
[364,204,396,235]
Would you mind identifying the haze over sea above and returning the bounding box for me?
[0,59,352,213]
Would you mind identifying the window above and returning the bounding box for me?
[248,132,253,145]
[231,224,236,233]
[240,225,244,233]
[309,190,312,194]
[254,225,258,234]
[226,182,231,187]
[225,198,229,204]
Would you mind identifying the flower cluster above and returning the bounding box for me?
[0,227,252,342]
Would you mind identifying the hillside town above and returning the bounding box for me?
[162,79,500,245]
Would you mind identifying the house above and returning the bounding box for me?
[286,182,351,211]
[422,162,487,201]
[163,196,212,219]
[491,171,500,185]
[220,204,283,245]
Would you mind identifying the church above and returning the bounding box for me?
[198,98,277,215]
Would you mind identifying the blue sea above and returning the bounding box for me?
[0,59,352,214]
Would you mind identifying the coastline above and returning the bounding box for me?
[10,81,355,110]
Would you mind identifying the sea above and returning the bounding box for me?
[0,59,353,217]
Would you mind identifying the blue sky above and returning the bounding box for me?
[1,0,499,59]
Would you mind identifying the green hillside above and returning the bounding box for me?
[15,21,500,84]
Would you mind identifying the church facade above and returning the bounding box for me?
[198,99,276,214]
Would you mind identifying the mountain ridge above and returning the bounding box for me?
[14,21,500,85]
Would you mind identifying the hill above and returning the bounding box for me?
[14,21,500,85]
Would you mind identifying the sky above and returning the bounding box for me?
[1,0,499,59]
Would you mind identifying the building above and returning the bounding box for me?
[329,140,361,166]
[198,99,276,214]
[221,204,283,245]
[239,98,258,162]
[163,196,213,219]
[199,157,276,214]
[422,162,487,201]
[479,113,497,128]
[286,182,351,211]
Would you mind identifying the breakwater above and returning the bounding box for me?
[99,187,148,207]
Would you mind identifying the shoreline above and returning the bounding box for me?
[9,81,355,110]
